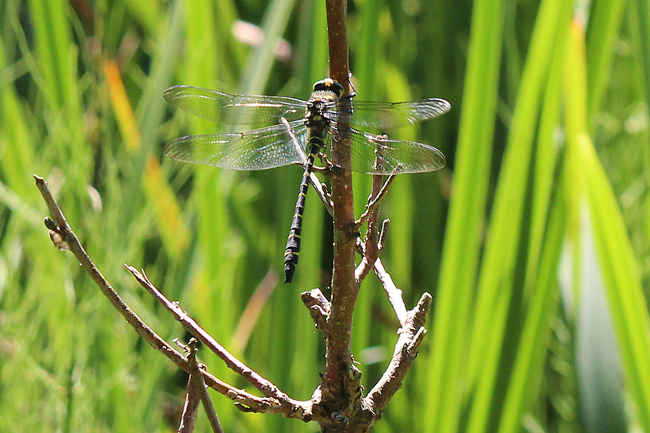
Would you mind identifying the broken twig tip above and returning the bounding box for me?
[44,217,57,231]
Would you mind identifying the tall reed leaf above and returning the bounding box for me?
[423,0,505,430]
[565,19,650,431]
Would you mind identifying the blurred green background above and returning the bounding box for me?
[1,0,649,432]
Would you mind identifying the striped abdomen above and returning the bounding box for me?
[283,138,322,283]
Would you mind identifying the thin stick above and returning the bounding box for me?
[125,265,293,403]
[178,377,200,433]
[354,155,396,284]
[309,172,334,216]
[34,175,293,415]
[373,258,408,326]
[377,219,389,251]
[34,176,188,367]
[323,0,362,410]
[364,293,432,414]
[354,166,400,229]
[187,339,225,433]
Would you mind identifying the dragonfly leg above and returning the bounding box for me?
[316,152,337,172]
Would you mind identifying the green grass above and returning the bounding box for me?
[1,0,649,432]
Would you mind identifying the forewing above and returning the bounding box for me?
[339,98,451,130]
[325,128,446,174]
[164,120,308,171]
[164,85,307,125]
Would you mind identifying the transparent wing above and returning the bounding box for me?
[329,98,451,130]
[323,127,446,174]
[164,120,308,171]
[164,85,307,125]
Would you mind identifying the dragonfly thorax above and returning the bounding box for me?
[303,93,337,134]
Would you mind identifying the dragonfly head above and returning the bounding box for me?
[313,78,344,98]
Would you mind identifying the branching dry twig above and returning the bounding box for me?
[354,171,387,284]
[35,175,190,368]
[34,175,311,418]
[354,135,402,287]
[124,265,312,417]
[364,293,432,417]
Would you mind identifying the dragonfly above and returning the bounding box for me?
[163,78,450,284]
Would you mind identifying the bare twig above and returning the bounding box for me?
[125,266,294,404]
[354,167,400,230]
[301,289,331,339]
[186,339,225,433]
[354,151,399,284]
[310,171,334,216]
[325,0,351,87]
[34,175,308,417]
[373,258,408,327]
[34,175,189,369]
[323,0,363,418]
[364,292,432,417]
[354,168,387,284]
[377,219,389,251]
[353,249,374,286]
[178,378,200,433]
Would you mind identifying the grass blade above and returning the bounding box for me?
[422,0,505,430]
